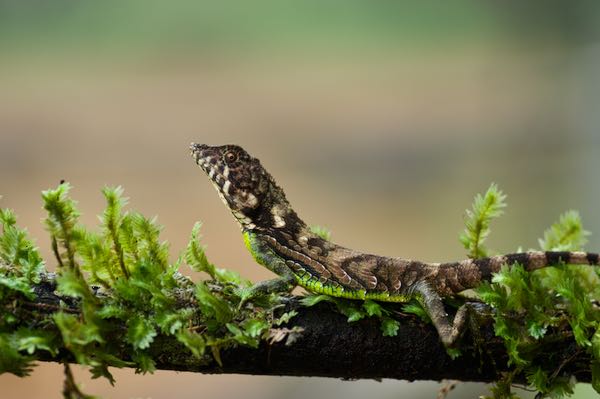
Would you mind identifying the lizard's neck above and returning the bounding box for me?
[234,185,309,238]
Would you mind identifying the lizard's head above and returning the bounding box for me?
[190,143,279,228]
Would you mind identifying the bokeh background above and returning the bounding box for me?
[1,1,600,398]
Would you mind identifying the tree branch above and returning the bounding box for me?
[13,272,592,384]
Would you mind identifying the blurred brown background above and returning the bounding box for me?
[1,1,600,398]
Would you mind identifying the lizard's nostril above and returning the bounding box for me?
[190,143,210,162]
[190,143,207,152]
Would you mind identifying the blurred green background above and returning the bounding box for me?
[1,1,600,398]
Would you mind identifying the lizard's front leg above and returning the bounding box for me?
[236,265,296,307]
[238,231,298,302]
[244,273,296,297]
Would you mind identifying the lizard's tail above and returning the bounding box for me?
[477,251,599,276]
[434,251,599,295]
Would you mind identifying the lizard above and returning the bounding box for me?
[189,143,600,346]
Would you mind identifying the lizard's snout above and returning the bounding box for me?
[190,143,208,155]
[190,143,209,164]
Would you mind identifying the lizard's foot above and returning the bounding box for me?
[415,283,490,349]
[438,301,493,357]
[234,277,296,310]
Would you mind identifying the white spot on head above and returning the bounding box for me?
[223,166,230,179]
[208,169,215,179]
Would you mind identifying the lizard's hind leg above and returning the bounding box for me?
[414,282,470,347]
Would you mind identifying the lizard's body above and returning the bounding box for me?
[190,143,600,346]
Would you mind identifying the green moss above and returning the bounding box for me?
[300,294,400,336]
[309,225,332,241]
[472,200,600,398]
[459,183,506,259]
[0,184,297,397]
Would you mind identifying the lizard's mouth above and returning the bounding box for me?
[190,143,208,167]
[190,143,229,195]
[190,143,217,177]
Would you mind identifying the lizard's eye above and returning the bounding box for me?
[224,151,237,163]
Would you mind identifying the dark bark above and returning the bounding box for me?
[18,275,593,384]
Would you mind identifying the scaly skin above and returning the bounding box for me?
[190,143,600,346]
